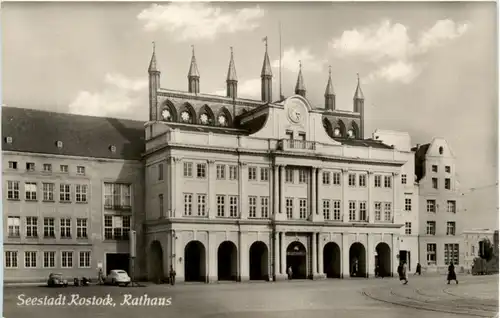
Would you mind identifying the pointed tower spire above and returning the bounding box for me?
[353,72,365,139]
[324,65,335,110]
[226,47,238,99]
[188,45,200,94]
[260,36,272,103]
[148,41,159,73]
[295,60,306,97]
[148,41,161,121]
[354,73,364,100]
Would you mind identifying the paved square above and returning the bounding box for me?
[4,275,498,318]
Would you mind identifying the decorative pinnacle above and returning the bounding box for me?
[152,41,155,53]
[299,60,302,70]
[329,65,332,75]
[191,45,195,56]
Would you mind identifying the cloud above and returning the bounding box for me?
[137,3,264,41]
[271,47,326,72]
[212,78,263,99]
[330,19,469,84]
[68,73,147,119]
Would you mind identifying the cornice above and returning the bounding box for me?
[3,150,142,164]
[157,90,265,108]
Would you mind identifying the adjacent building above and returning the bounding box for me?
[462,228,496,270]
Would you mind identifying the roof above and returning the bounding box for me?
[162,122,249,136]
[334,138,393,149]
[2,107,145,160]
[413,143,430,181]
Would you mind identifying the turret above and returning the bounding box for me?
[261,37,273,103]
[226,47,238,99]
[148,42,161,121]
[353,73,365,138]
[324,66,335,110]
[294,61,306,98]
[188,45,200,94]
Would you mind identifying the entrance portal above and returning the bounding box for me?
[249,241,269,280]
[218,241,238,281]
[149,240,164,282]
[375,243,391,277]
[106,253,129,275]
[184,241,206,282]
[349,242,366,278]
[286,241,307,279]
[323,242,341,278]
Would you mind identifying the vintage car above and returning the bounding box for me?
[105,269,131,286]
[47,273,68,287]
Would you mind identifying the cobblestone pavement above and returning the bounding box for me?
[3,276,498,318]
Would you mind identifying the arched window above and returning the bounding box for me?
[216,107,232,127]
[159,100,177,122]
[179,103,196,124]
[322,118,334,137]
[198,105,215,125]
[334,120,346,138]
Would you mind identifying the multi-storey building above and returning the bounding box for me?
[462,228,496,270]
[2,43,465,283]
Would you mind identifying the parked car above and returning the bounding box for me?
[105,269,131,286]
[47,273,68,287]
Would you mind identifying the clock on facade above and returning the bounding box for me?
[287,104,302,124]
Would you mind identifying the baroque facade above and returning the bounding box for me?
[2,43,464,283]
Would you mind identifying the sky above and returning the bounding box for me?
[2,1,498,229]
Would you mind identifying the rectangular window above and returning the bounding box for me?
[43,251,55,268]
[447,200,456,213]
[359,201,367,221]
[286,198,294,219]
[7,181,20,200]
[158,163,164,180]
[432,165,438,172]
[401,174,407,184]
[76,218,88,238]
[60,165,68,173]
[374,202,382,221]
[427,200,436,213]
[24,251,37,268]
[261,197,269,218]
[79,251,91,268]
[260,167,269,181]
[405,222,412,235]
[427,244,437,265]
[444,244,459,265]
[103,215,130,240]
[426,221,436,235]
[183,162,193,177]
[229,196,238,217]
[197,194,206,216]
[104,183,132,208]
[332,172,341,185]
[5,251,18,268]
[26,162,35,171]
[249,196,257,218]
[359,174,366,187]
[349,201,356,221]
[299,170,308,184]
[432,178,438,189]
[43,164,52,172]
[76,166,86,175]
[7,216,20,237]
[333,200,341,221]
[445,178,451,190]
[323,200,331,220]
[322,171,330,185]
[42,183,55,201]
[348,173,356,187]
[183,193,193,216]
[248,167,257,181]
[61,251,73,268]
[445,166,451,173]
[75,185,88,203]
[217,195,225,217]
[285,168,294,183]
[25,182,37,200]
[229,165,238,180]
[8,161,18,170]
[216,164,226,180]
[299,199,307,219]
[43,217,55,238]
[384,176,392,188]
[446,222,456,236]
[196,163,206,178]
[384,202,392,221]
[374,175,381,187]
[60,218,71,238]
[159,194,164,217]
[26,217,38,238]
[405,198,412,211]
[60,184,71,202]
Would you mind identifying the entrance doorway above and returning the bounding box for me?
[184,240,206,282]
[217,241,238,281]
[105,253,129,275]
[349,242,366,277]
[375,243,391,277]
[286,241,307,279]
[323,242,341,278]
[399,250,410,272]
[249,241,269,280]
[149,240,164,282]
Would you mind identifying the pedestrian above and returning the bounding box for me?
[169,265,176,286]
[98,268,104,285]
[414,263,421,276]
[447,262,458,284]
[398,261,408,284]
[287,266,293,280]
[375,264,380,278]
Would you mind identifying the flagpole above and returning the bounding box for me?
[279,21,283,100]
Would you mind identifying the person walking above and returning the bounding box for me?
[414,263,422,276]
[398,261,408,284]
[169,265,176,286]
[447,262,458,284]
[287,266,293,280]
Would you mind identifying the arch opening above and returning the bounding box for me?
[323,242,341,278]
[286,241,307,279]
[249,241,269,280]
[160,100,177,122]
[216,107,232,127]
[334,119,346,138]
[322,118,334,138]
[349,242,366,278]
[149,240,164,282]
[184,240,206,282]
[179,103,196,124]
[375,242,391,278]
[218,241,238,281]
[198,105,215,125]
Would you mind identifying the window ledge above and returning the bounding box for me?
[59,201,72,204]
[75,201,88,204]
[7,198,20,201]
[43,200,55,203]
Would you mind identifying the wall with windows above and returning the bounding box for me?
[3,152,144,282]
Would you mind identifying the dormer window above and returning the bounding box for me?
[56,141,63,148]
[109,145,117,153]
[5,136,12,144]
[26,162,35,171]
[439,146,444,155]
